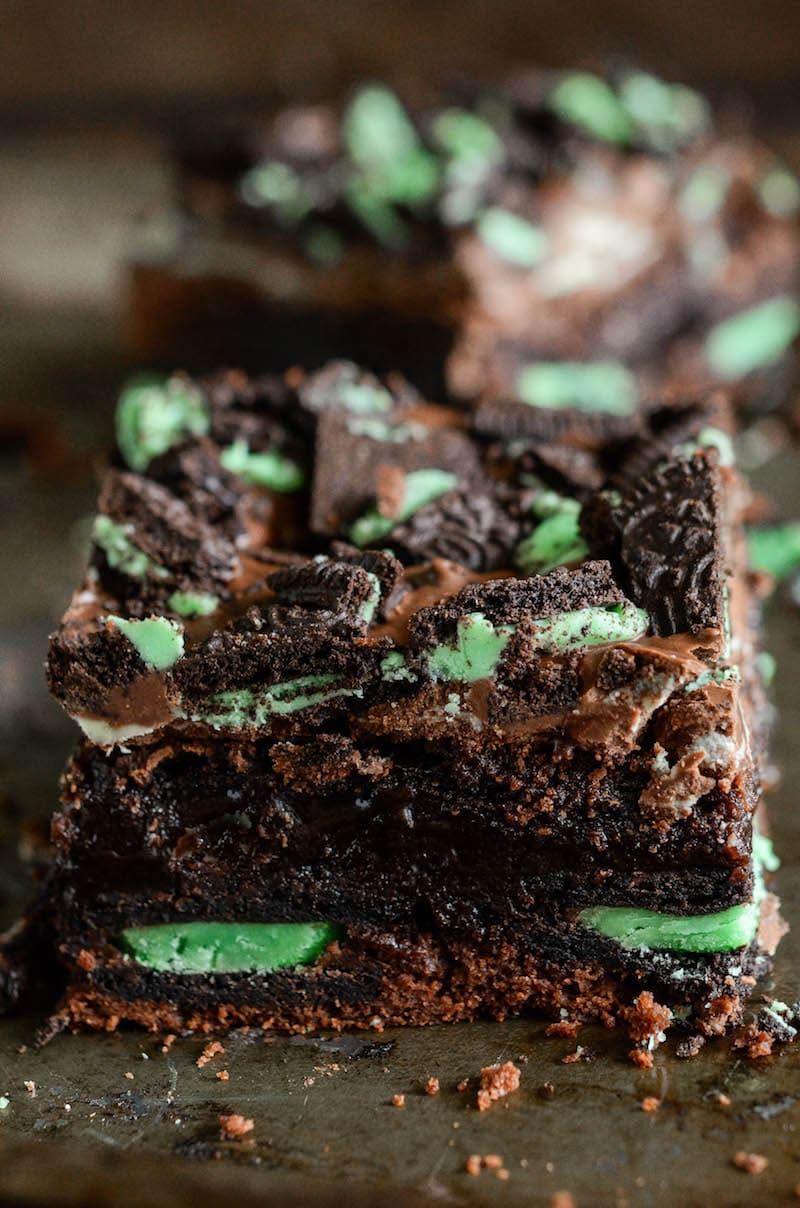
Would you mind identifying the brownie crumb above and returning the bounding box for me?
[484,1154,503,1169]
[641,1096,660,1113]
[424,1077,440,1096]
[219,1113,254,1139]
[161,1034,177,1054]
[23,1081,35,1097]
[391,1093,405,1108]
[124,1071,134,1081]
[733,1024,775,1060]
[628,1048,654,1070]
[197,1040,225,1068]
[562,1046,595,1064]
[476,1060,521,1111]
[550,1193,577,1208]
[676,1034,705,1059]
[546,1020,580,1039]
[216,1070,230,1082]
[539,1081,556,1099]
[465,1155,482,1177]
[456,1078,470,1093]
[717,1093,731,1107]
[733,1151,769,1175]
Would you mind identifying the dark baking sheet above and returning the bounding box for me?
[2,128,800,1208]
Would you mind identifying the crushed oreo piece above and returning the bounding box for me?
[267,558,380,626]
[329,543,406,617]
[447,560,623,624]
[389,486,521,570]
[617,450,725,635]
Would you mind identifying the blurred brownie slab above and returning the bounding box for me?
[127,69,800,411]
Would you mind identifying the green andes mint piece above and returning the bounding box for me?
[349,468,458,547]
[220,439,306,493]
[427,612,515,683]
[550,72,633,144]
[168,591,219,618]
[516,361,638,416]
[747,522,800,580]
[706,296,800,379]
[92,515,169,580]
[120,920,342,973]
[116,375,209,473]
[475,207,548,267]
[107,615,185,671]
[579,901,758,953]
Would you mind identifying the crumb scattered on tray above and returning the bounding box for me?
[628,1048,654,1069]
[216,1070,229,1082]
[550,1193,576,1208]
[717,1093,731,1107]
[219,1113,254,1140]
[161,1034,176,1054]
[456,1078,470,1093]
[464,1154,510,1179]
[676,1034,705,1059]
[391,1093,405,1107]
[124,1071,134,1081]
[424,1076,440,1096]
[23,1081,35,1098]
[197,1040,225,1068]
[733,1151,769,1175]
[477,1060,521,1111]
[562,1045,597,1065]
[641,1096,660,1113]
[546,1020,580,1039]
[539,1081,556,1098]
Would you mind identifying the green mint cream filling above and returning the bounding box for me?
[349,468,458,547]
[116,376,210,472]
[427,601,648,682]
[550,73,633,144]
[107,615,185,671]
[220,439,305,493]
[516,361,638,416]
[194,676,362,729]
[515,491,589,574]
[120,921,342,974]
[92,515,169,581]
[581,833,778,954]
[705,296,800,379]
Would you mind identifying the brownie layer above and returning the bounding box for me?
[53,734,755,928]
[55,903,781,1038]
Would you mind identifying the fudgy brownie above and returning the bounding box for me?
[128,69,800,411]
[1,360,784,1051]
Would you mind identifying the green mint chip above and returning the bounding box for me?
[116,375,209,472]
[516,361,638,416]
[349,468,458,547]
[619,73,709,149]
[427,612,515,683]
[550,72,633,144]
[220,439,305,493]
[747,522,800,580]
[580,901,757,953]
[516,494,588,574]
[706,296,800,379]
[168,591,219,618]
[432,108,502,165]
[92,515,169,580]
[758,167,800,217]
[475,207,548,267]
[679,165,731,222]
[107,615,185,671]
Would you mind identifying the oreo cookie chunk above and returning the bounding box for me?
[389,484,523,570]
[581,449,727,637]
[310,395,480,536]
[91,470,238,614]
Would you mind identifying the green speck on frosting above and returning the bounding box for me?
[551,72,633,144]
[168,590,219,618]
[432,108,502,165]
[680,165,731,222]
[516,361,638,416]
[120,920,342,974]
[197,675,362,729]
[343,85,439,219]
[349,468,458,548]
[475,207,548,267]
[705,296,800,379]
[335,381,394,414]
[618,73,709,149]
[516,492,588,574]
[747,522,800,580]
[758,167,800,217]
[220,439,305,493]
[116,375,209,472]
[579,901,758,953]
[107,615,184,671]
[92,515,169,580]
[427,612,515,683]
